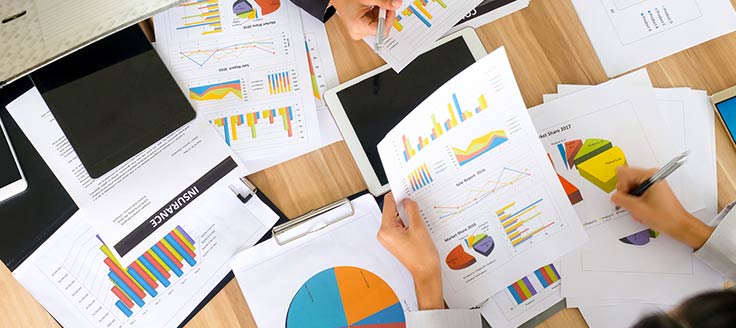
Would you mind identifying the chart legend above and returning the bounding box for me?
[496,199,555,247]
[211,106,295,145]
[286,266,405,327]
[452,130,509,166]
[103,226,197,317]
[268,71,292,94]
[176,0,222,36]
[402,93,488,161]
[189,80,243,101]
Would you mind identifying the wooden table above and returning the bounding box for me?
[2,0,736,327]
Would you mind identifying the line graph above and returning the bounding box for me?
[177,40,277,67]
[433,167,532,220]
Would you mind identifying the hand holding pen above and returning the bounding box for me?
[611,152,714,250]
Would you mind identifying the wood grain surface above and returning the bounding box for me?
[2,0,735,327]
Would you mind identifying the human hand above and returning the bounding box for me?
[611,166,713,249]
[378,193,443,310]
[330,0,401,40]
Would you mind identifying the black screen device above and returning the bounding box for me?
[335,37,477,185]
[30,25,195,178]
[0,121,21,188]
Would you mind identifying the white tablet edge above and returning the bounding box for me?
[325,27,487,196]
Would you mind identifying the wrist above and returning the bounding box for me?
[413,271,443,310]
[673,213,714,250]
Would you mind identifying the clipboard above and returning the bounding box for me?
[0,76,289,327]
[270,190,380,246]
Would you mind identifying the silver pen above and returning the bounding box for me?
[376,8,387,48]
[628,151,689,197]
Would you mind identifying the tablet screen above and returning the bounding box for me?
[336,37,477,185]
[31,25,195,178]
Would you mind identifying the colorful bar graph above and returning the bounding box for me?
[508,276,537,304]
[506,263,560,305]
[268,71,292,95]
[305,41,322,100]
[496,199,555,247]
[102,226,197,318]
[393,0,447,31]
[401,93,489,161]
[534,264,560,288]
[408,163,433,191]
[176,0,222,36]
[211,106,295,144]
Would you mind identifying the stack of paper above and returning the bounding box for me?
[571,0,736,77]
[497,70,722,328]
[153,1,342,172]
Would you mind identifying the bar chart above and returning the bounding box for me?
[101,226,197,317]
[505,264,560,305]
[267,71,293,95]
[402,93,488,161]
[496,199,555,248]
[175,0,222,36]
[407,163,434,192]
[211,106,295,145]
[393,0,448,32]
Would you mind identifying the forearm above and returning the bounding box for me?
[413,271,444,310]
[670,212,714,250]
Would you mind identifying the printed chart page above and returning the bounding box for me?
[529,70,683,237]
[366,0,484,71]
[231,195,417,328]
[561,225,724,305]
[153,0,320,172]
[571,0,736,77]
[12,195,278,328]
[555,85,709,216]
[249,10,344,168]
[480,262,563,328]
[376,47,587,308]
[7,89,278,265]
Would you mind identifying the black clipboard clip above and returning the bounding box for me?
[228,177,257,203]
[271,198,356,246]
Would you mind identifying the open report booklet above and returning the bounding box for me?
[6,88,279,327]
[375,47,588,309]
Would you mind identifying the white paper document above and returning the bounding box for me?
[529,70,689,237]
[561,224,724,305]
[231,195,418,328]
[555,85,713,220]
[480,262,563,328]
[376,47,587,308]
[7,88,278,265]
[578,303,669,328]
[12,193,277,328]
[153,0,321,171]
[449,0,530,34]
[366,0,484,71]
[571,0,736,77]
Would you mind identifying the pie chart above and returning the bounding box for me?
[286,266,406,328]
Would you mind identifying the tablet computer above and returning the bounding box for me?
[30,25,195,178]
[325,28,487,196]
